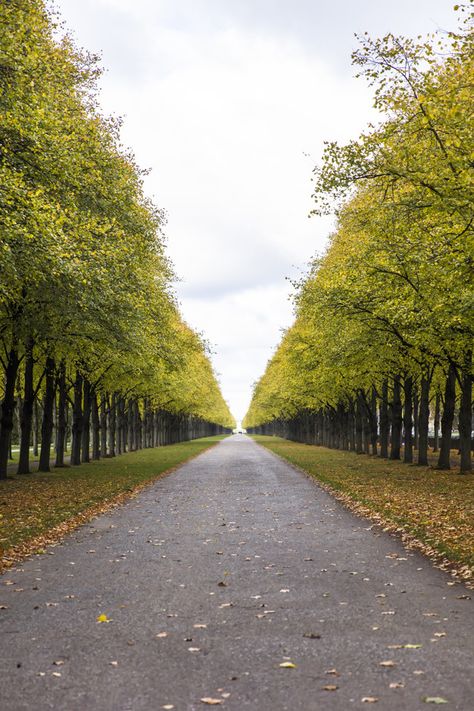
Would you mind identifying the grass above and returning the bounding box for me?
[253,435,474,577]
[0,436,226,571]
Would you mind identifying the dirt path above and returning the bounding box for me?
[0,435,472,710]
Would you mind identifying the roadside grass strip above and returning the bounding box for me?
[253,435,474,582]
[0,436,226,572]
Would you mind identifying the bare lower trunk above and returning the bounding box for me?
[38,357,56,472]
[458,351,472,474]
[417,375,430,466]
[81,378,91,463]
[55,362,67,467]
[91,391,100,460]
[437,363,456,470]
[403,376,413,464]
[390,375,402,460]
[0,347,20,479]
[18,339,34,475]
[70,371,83,466]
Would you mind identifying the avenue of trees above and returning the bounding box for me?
[0,0,233,479]
[244,11,473,473]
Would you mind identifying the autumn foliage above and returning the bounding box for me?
[244,10,473,474]
[0,0,233,480]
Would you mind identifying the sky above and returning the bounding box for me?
[53,0,458,424]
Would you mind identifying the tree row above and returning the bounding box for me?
[0,0,233,478]
[244,12,473,473]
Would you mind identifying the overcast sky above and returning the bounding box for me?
[54,0,458,423]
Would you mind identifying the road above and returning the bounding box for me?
[0,435,472,710]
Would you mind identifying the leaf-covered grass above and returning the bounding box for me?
[253,436,474,575]
[0,436,226,570]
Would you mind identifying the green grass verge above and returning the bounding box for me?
[0,436,226,569]
[253,435,474,576]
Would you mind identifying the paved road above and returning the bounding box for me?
[0,435,472,710]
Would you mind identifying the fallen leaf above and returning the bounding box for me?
[279,662,296,669]
[51,672,62,678]
[218,581,228,587]
[303,632,321,639]
[389,682,404,689]
[188,647,200,652]
[361,697,379,703]
[379,660,396,667]
[200,698,222,705]
[53,660,64,666]
[322,685,338,691]
[110,661,118,667]
[325,669,340,676]
[156,632,168,638]
[403,644,423,649]
[194,624,207,629]
[162,706,174,710]
[423,698,448,705]
[221,693,230,699]
[96,614,111,623]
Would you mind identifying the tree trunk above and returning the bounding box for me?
[403,376,413,464]
[91,390,100,460]
[413,385,419,451]
[437,363,456,470]
[18,339,35,475]
[107,393,116,457]
[355,395,364,454]
[100,394,107,457]
[81,377,91,463]
[33,398,39,456]
[390,375,402,460]
[433,391,441,452]
[417,375,430,466]
[38,357,56,472]
[0,347,20,479]
[55,361,67,467]
[379,380,389,458]
[70,371,83,466]
[458,350,472,474]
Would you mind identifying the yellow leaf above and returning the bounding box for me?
[96,613,111,623]
[279,662,297,669]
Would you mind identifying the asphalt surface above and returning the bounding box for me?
[0,434,472,710]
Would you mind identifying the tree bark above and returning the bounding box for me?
[38,357,56,472]
[55,361,67,467]
[0,347,20,479]
[91,390,100,460]
[70,370,83,466]
[107,393,116,457]
[417,375,430,466]
[33,398,40,456]
[390,375,402,460]
[403,376,413,464]
[379,380,389,458]
[81,377,91,463]
[458,350,472,474]
[18,339,35,475]
[100,394,107,457]
[437,362,456,470]
[433,391,441,452]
